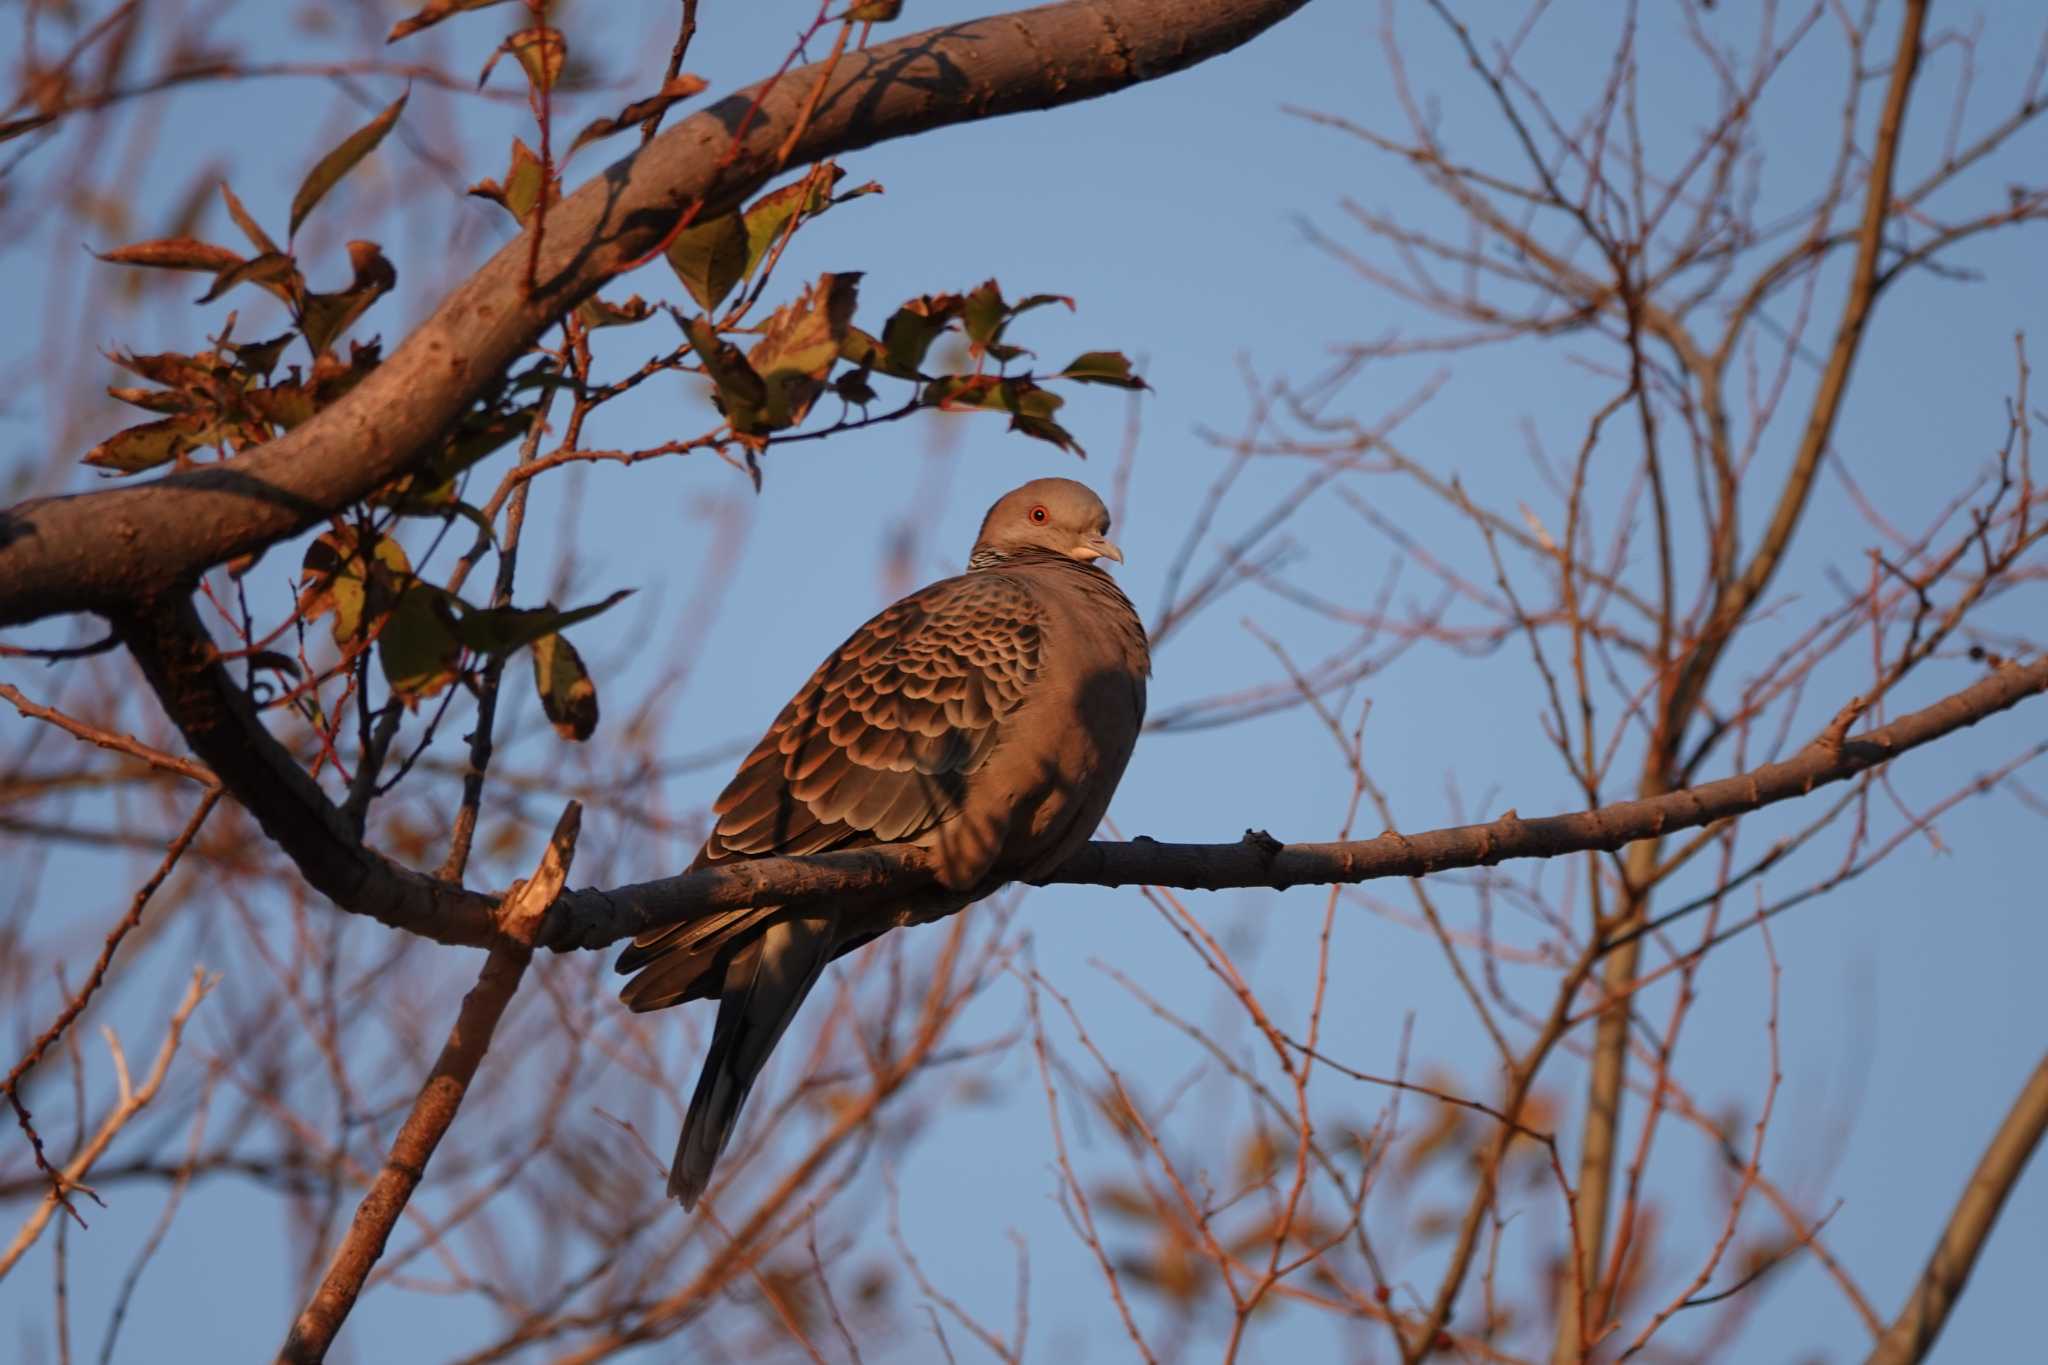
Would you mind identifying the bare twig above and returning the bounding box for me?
[0,970,215,1280]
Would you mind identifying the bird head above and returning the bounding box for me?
[971,477,1124,568]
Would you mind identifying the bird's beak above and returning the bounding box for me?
[1074,534,1124,565]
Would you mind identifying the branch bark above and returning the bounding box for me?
[112,597,502,946]
[1559,7,1933,1354]
[111,552,2048,960]
[0,0,1310,629]
[1865,1052,2048,1365]
[277,805,578,1365]
[543,654,2048,952]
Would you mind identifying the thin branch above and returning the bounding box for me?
[276,803,580,1365]
[1865,1052,2048,1365]
[0,970,214,1280]
[549,654,2048,953]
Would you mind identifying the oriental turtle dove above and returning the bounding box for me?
[617,478,1149,1208]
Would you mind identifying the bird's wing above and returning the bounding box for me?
[615,571,1043,1004]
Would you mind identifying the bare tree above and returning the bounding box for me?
[2,1,2044,1362]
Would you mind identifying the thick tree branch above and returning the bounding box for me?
[112,598,501,946]
[543,655,2048,953]
[1865,1052,2048,1365]
[0,0,1310,629]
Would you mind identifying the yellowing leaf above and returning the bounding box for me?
[93,238,245,275]
[298,240,396,356]
[290,92,408,239]
[748,272,860,429]
[219,181,279,256]
[82,416,208,473]
[504,27,566,93]
[531,632,599,740]
[197,250,299,305]
[576,293,654,329]
[467,139,547,225]
[387,0,514,42]
[299,526,413,646]
[685,317,769,435]
[568,74,708,157]
[740,162,845,278]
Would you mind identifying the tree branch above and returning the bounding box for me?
[0,970,213,1281]
[109,552,2047,961]
[1865,1052,2048,1365]
[112,597,502,946]
[0,0,1311,629]
[544,654,2048,953]
[278,805,578,1365]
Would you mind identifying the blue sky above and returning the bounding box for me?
[3,1,2045,1361]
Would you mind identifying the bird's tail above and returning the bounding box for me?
[670,912,835,1209]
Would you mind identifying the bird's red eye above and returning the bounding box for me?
[1029,505,1049,524]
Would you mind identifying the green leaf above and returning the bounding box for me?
[232,333,295,379]
[299,241,396,356]
[685,316,769,435]
[665,212,749,313]
[290,91,408,239]
[918,374,1083,455]
[447,588,634,656]
[387,0,513,42]
[748,272,860,429]
[219,181,279,256]
[833,367,878,407]
[568,74,707,158]
[531,632,599,741]
[961,281,1072,358]
[82,416,206,473]
[923,374,1065,415]
[1009,412,1084,456]
[93,238,244,275]
[879,294,963,376]
[1010,292,1074,318]
[196,250,299,305]
[1059,350,1147,389]
[962,280,1008,348]
[379,586,463,703]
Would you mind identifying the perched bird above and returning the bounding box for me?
[616,477,1150,1208]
